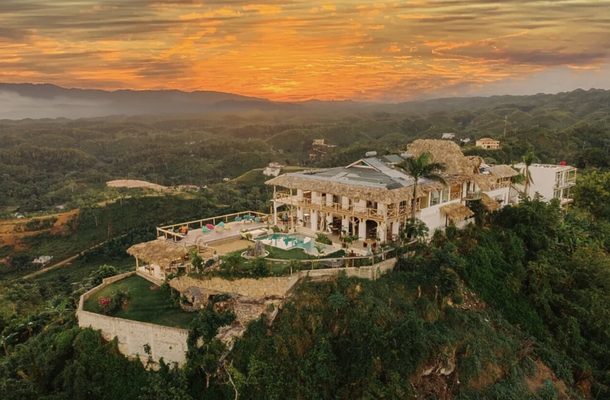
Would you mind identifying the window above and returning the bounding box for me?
[565,170,576,183]
[553,190,560,199]
[430,189,450,206]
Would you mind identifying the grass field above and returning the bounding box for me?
[83,275,196,329]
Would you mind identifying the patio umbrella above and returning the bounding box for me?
[202,226,211,232]
[206,223,214,230]
[218,221,226,227]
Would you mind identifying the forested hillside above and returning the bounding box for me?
[1,88,609,214]
[2,89,610,399]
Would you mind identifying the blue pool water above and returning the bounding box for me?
[256,233,336,256]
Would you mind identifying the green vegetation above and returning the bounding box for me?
[2,92,610,398]
[83,275,196,328]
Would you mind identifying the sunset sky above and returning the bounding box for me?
[1,0,610,101]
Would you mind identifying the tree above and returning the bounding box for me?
[397,152,446,220]
[90,264,118,286]
[522,152,537,196]
[573,171,610,221]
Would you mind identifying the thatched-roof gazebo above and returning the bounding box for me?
[440,202,475,223]
[127,240,189,277]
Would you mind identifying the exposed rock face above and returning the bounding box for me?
[245,241,266,258]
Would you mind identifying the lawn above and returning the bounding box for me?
[83,275,196,329]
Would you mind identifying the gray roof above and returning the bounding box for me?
[285,156,417,190]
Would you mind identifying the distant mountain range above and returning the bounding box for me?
[1,83,609,120]
[0,83,306,119]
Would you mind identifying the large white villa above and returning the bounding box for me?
[267,140,522,244]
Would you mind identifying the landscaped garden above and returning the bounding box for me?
[83,275,196,329]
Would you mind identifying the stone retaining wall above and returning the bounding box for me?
[77,258,397,366]
[171,258,396,300]
[77,271,189,366]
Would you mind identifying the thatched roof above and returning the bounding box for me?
[487,165,519,178]
[266,139,514,204]
[407,140,481,177]
[266,174,418,203]
[440,202,475,222]
[127,240,188,268]
[480,193,501,212]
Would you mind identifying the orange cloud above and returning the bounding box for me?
[0,0,608,102]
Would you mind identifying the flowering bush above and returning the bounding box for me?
[98,296,112,314]
[97,290,131,314]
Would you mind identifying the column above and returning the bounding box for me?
[326,194,333,207]
[342,217,350,235]
[297,189,303,201]
[326,214,333,233]
[358,219,367,241]
[392,221,400,236]
[342,196,350,209]
[377,203,386,219]
[311,211,319,232]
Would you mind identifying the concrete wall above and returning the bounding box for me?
[77,309,189,365]
[418,198,461,232]
[77,271,189,366]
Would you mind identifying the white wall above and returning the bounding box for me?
[484,187,511,207]
[417,198,461,232]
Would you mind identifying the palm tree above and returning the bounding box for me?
[398,152,447,220]
[521,152,536,196]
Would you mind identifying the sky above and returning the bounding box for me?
[1,0,610,102]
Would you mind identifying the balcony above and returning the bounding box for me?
[463,191,482,200]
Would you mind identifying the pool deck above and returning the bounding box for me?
[167,221,270,247]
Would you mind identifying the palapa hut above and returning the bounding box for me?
[266,139,518,241]
[127,239,189,279]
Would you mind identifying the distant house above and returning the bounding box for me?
[32,255,53,267]
[14,213,25,219]
[310,139,337,160]
[441,133,456,140]
[476,138,500,149]
[460,138,471,144]
[263,162,284,177]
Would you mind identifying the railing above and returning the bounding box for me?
[488,181,511,191]
[555,180,576,188]
[464,191,482,200]
[157,211,271,235]
[276,196,398,221]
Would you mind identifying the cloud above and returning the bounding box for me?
[0,0,608,101]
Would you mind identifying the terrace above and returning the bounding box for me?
[155,211,272,255]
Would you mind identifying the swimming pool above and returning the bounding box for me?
[256,233,336,256]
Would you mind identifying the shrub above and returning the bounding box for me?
[91,264,118,286]
[249,256,269,278]
[316,233,332,245]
